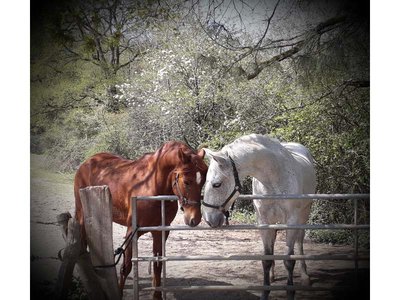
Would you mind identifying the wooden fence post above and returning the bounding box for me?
[55,216,81,300]
[75,253,106,300]
[80,186,121,300]
[56,213,105,300]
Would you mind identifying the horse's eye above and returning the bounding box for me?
[212,182,222,188]
[184,181,191,186]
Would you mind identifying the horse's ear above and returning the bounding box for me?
[203,148,215,159]
[197,148,206,159]
[178,148,191,164]
[204,149,227,165]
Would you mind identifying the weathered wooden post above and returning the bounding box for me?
[55,214,81,300]
[56,185,120,300]
[80,185,120,300]
[56,213,105,300]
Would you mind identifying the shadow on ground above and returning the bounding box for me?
[32,268,370,300]
[130,267,370,300]
[312,268,370,300]
[132,277,259,300]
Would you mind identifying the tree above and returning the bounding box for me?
[48,0,171,78]
[31,0,184,130]
[190,0,369,81]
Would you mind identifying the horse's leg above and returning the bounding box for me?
[118,227,133,295]
[151,230,170,300]
[284,228,299,300]
[268,243,275,283]
[260,229,277,300]
[270,258,275,283]
[297,229,310,286]
[119,227,146,295]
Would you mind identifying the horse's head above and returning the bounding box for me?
[171,146,208,227]
[202,149,242,228]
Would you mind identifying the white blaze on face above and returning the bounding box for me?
[196,171,202,185]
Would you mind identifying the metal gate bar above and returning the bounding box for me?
[354,198,359,289]
[142,284,352,292]
[132,254,369,262]
[131,194,139,300]
[131,194,369,300]
[161,199,166,300]
[134,194,368,201]
[137,223,369,231]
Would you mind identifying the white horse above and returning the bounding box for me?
[202,134,316,300]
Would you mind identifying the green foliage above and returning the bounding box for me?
[231,208,256,224]
[234,176,254,212]
[307,228,369,249]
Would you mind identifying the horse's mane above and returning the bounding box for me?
[222,134,281,155]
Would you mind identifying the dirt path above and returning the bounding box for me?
[30,155,369,300]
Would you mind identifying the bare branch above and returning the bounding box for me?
[254,0,281,50]
[268,78,370,120]
[246,15,348,80]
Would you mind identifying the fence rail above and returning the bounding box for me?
[137,223,369,231]
[131,193,369,300]
[132,254,369,262]
[142,284,351,292]
[135,193,369,201]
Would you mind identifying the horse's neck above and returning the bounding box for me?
[230,141,294,193]
[152,148,177,193]
[146,151,175,195]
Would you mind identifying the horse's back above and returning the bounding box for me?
[74,152,136,223]
[281,142,316,194]
[281,142,313,163]
[239,135,316,193]
[74,152,132,186]
[252,139,316,222]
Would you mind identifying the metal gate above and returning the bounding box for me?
[131,194,369,299]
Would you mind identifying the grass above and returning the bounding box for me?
[31,154,75,184]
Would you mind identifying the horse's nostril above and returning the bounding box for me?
[189,218,196,227]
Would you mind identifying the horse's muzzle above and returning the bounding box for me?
[183,211,201,227]
[203,211,225,228]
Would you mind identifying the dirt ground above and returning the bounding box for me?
[30,155,369,300]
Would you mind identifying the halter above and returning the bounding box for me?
[172,173,201,210]
[201,156,242,215]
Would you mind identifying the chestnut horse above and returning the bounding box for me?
[74,141,207,299]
